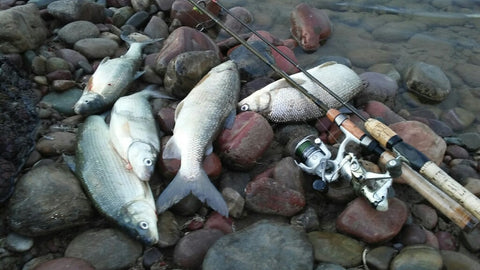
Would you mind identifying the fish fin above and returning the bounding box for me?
[162,136,181,159]
[98,57,110,66]
[134,71,145,80]
[318,61,337,68]
[205,144,213,156]
[156,168,229,217]
[139,85,175,100]
[223,109,236,129]
[62,154,76,173]
[174,100,184,121]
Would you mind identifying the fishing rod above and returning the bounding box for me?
[187,0,480,230]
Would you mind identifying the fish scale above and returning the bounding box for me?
[75,115,158,245]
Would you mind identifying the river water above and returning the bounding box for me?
[225,0,480,135]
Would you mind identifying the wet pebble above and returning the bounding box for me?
[454,62,480,87]
[125,10,150,29]
[290,3,332,52]
[397,223,427,246]
[336,197,408,244]
[36,131,76,156]
[169,0,221,28]
[144,15,169,39]
[435,231,457,250]
[460,227,480,252]
[404,61,451,102]
[157,211,180,248]
[449,163,479,185]
[55,48,91,71]
[204,220,313,270]
[229,40,275,80]
[271,45,300,74]
[458,132,480,151]
[34,257,95,270]
[173,228,224,269]
[47,0,106,23]
[315,263,346,270]
[39,88,83,116]
[218,6,254,38]
[290,207,320,232]
[57,21,100,45]
[368,63,402,84]
[46,57,71,73]
[64,228,142,270]
[308,231,364,268]
[221,187,245,218]
[73,38,119,59]
[46,69,73,81]
[441,107,476,131]
[204,212,234,234]
[216,111,274,170]
[427,119,455,137]
[389,120,446,164]
[142,247,164,268]
[355,71,398,107]
[372,21,425,42]
[112,6,135,27]
[390,245,443,270]
[5,232,34,252]
[365,246,397,270]
[411,203,438,230]
[441,250,480,270]
[51,79,77,91]
[7,163,94,236]
[362,100,406,125]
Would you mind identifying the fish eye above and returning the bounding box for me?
[240,104,249,111]
[139,221,149,230]
[84,99,89,104]
[144,158,153,166]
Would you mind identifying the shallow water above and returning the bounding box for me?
[226,0,480,135]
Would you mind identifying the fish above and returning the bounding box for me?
[75,115,159,245]
[109,86,172,181]
[73,36,162,116]
[238,61,364,122]
[156,60,240,217]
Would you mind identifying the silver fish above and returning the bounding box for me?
[238,61,364,122]
[73,37,162,116]
[156,60,240,217]
[75,115,159,245]
[109,86,172,181]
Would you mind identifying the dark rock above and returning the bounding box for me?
[411,203,438,230]
[362,100,405,125]
[365,246,397,270]
[435,231,457,250]
[308,231,364,268]
[142,247,164,268]
[229,40,276,80]
[34,257,95,270]
[441,250,480,270]
[170,0,220,28]
[144,15,169,39]
[204,212,234,234]
[73,38,119,59]
[157,211,181,248]
[125,10,150,29]
[460,227,480,252]
[397,223,427,246]
[173,228,224,269]
[441,107,476,131]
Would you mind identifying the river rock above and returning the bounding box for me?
[5,232,34,252]
[221,187,245,218]
[170,0,220,28]
[144,15,169,39]
[47,0,106,23]
[125,10,150,29]
[390,245,443,270]
[34,257,95,270]
[336,197,408,244]
[404,61,451,102]
[40,88,83,116]
[459,132,480,151]
[157,211,180,248]
[164,50,221,98]
[440,107,476,131]
[55,48,91,71]
[411,203,438,230]
[397,223,427,246]
[112,6,135,27]
[441,250,480,270]
[173,228,224,268]
[368,63,402,84]
[218,6,254,38]
[7,163,94,236]
[435,231,457,250]
[308,231,364,268]
[73,38,119,59]
[357,72,398,108]
[204,212,234,234]
[65,228,142,270]
[460,227,480,252]
[57,21,100,46]
[216,111,274,170]
[154,26,220,75]
[290,3,332,52]
[0,4,48,54]
[271,45,300,74]
[362,100,406,124]
[372,21,425,42]
[389,120,446,165]
[203,220,313,270]
[228,40,275,80]
[365,246,397,270]
[454,62,480,87]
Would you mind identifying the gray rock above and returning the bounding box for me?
[65,228,143,270]
[47,0,106,23]
[144,15,169,39]
[125,11,150,29]
[46,57,71,73]
[7,163,94,236]
[441,107,476,131]
[365,246,397,270]
[391,245,443,270]
[203,220,313,270]
[315,263,346,270]
[372,21,426,42]
[308,231,364,268]
[461,227,480,252]
[0,4,48,53]
[35,131,77,156]
[454,62,480,87]
[40,88,83,116]
[459,132,480,151]
[356,71,398,107]
[57,21,100,45]
[368,63,402,84]
[441,250,480,270]
[112,6,135,27]
[404,61,451,102]
[73,38,119,59]
[5,232,34,252]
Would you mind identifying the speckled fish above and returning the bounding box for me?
[73,37,162,116]
[109,86,172,181]
[238,62,364,122]
[156,60,240,217]
[75,115,159,245]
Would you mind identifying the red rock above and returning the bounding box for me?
[46,69,73,81]
[271,46,299,74]
[204,212,234,234]
[362,100,405,125]
[336,197,409,244]
[435,231,457,250]
[245,177,306,216]
[157,106,176,133]
[216,111,273,170]
[170,0,220,28]
[397,223,427,246]
[35,257,95,270]
[273,157,304,192]
[173,228,224,269]
[246,30,285,46]
[154,26,220,75]
[290,3,332,52]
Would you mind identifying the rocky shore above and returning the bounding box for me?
[1,0,480,269]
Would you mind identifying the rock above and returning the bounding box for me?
[336,197,409,244]
[36,131,76,156]
[154,26,220,76]
[441,107,476,131]
[216,111,273,170]
[404,61,451,102]
[446,144,470,160]
[55,48,91,71]
[142,247,164,269]
[144,15,169,39]
[449,164,479,185]
[164,50,221,98]
[271,45,300,75]
[362,100,406,125]
[290,3,331,52]
[203,220,313,270]
[218,6,254,38]
[173,228,224,269]
[441,250,480,270]
[57,21,100,45]
[397,223,427,246]
[355,72,398,107]
[40,88,83,116]
[46,57,71,73]
[454,62,480,87]
[7,163,94,236]
[372,21,425,42]
[389,120,446,165]
[125,10,150,29]
[459,132,480,151]
[365,246,397,270]
[47,69,73,81]
[5,232,34,252]
[204,212,234,234]
[460,227,480,252]
[112,6,135,27]
[155,0,175,11]
[424,229,440,249]
[315,263,346,270]
[73,38,119,59]
[411,203,438,230]
[290,207,320,232]
[368,63,402,84]
[346,48,395,69]
[221,187,245,218]
[65,228,143,270]
[435,231,457,250]
[34,257,95,270]
[308,231,364,268]
[273,157,305,192]
[390,245,443,270]
[47,0,106,23]
[0,4,48,54]
[51,79,77,91]
[229,40,276,80]
[157,211,181,248]
[170,0,220,28]
[427,119,454,137]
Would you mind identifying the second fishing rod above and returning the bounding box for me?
[188,0,480,230]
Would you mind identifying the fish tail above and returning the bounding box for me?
[156,168,229,217]
[139,85,175,100]
[120,33,164,48]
